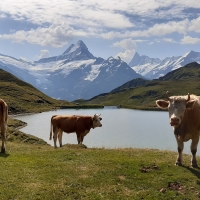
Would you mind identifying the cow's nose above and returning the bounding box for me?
[170,117,180,126]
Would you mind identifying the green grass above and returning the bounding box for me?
[1,118,199,199]
[0,143,200,200]
[0,68,103,114]
[81,79,200,110]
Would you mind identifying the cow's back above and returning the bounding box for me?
[52,115,93,133]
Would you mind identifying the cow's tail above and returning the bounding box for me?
[50,115,57,140]
[49,115,54,140]
[0,100,7,144]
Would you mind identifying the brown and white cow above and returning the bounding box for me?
[156,91,200,167]
[0,99,8,153]
[49,114,102,148]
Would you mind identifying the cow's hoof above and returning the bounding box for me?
[191,163,198,168]
[175,162,182,166]
[1,148,5,153]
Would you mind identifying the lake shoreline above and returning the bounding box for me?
[12,107,196,155]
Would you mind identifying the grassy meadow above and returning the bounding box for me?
[0,118,198,199]
[1,142,200,200]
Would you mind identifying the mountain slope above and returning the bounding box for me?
[159,62,200,80]
[80,57,143,99]
[0,69,71,113]
[0,40,143,101]
[129,51,200,79]
[80,62,200,109]
[35,40,95,64]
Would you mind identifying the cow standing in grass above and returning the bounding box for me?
[0,99,8,153]
[50,114,102,148]
[156,92,200,167]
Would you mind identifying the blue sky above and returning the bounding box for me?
[1,0,200,63]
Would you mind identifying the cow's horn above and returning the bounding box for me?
[186,93,190,102]
[166,91,170,101]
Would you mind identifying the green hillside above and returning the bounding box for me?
[0,69,72,113]
[77,62,200,110]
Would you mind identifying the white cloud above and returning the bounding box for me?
[0,0,134,29]
[1,0,200,60]
[163,38,177,43]
[1,23,77,47]
[189,16,200,33]
[100,18,190,40]
[0,13,6,18]
[38,50,50,59]
[181,36,200,44]
[19,56,27,61]
[147,20,189,36]
[112,38,137,63]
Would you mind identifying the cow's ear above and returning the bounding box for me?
[186,100,195,109]
[156,100,169,109]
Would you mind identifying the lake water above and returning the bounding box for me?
[13,107,197,155]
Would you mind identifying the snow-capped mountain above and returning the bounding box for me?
[2,40,200,101]
[35,40,95,64]
[0,53,37,86]
[81,56,142,99]
[129,51,200,79]
[0,40,142,101]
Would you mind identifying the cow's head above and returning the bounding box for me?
[156,91,195,127]
[92,114,102,128]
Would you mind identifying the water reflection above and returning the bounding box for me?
[13,107,196,155]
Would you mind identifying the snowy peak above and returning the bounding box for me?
[129,52,141,66]
[129,52,160,66]
[100,56,142,79]
[35,40,95,64]
[103,56,123,67]
[62,40,88,55]
[59,40,94,61]
[129,50,200,79]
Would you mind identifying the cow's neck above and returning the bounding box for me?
[174,121,188,140]
[91,117,94,129]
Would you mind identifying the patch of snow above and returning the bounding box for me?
[0,54,33,69]
[67,44,79,54]
[84,64,102,81]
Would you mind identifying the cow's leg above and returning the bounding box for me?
[76,132,82,144]
[80,135,84,144]
[58,130,63,147]
[0,124,6,153]
[175,135,184,166]
[190,135,199,168]
[53,127,59,148]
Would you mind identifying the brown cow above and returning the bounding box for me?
[156,91,200,167]
[49,114,102,148]
[0,99,8,153]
